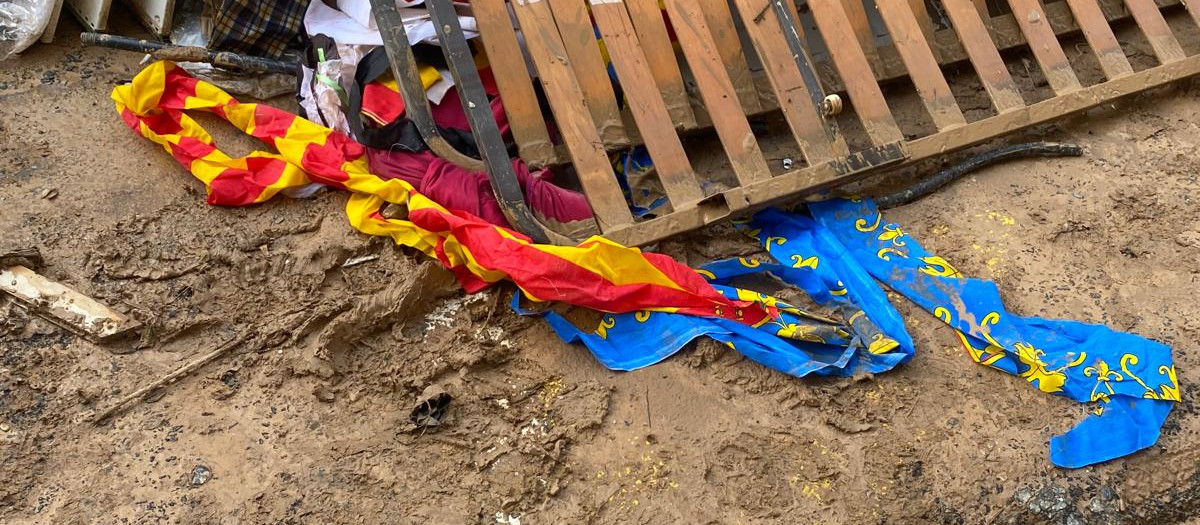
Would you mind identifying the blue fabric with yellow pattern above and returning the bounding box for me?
[516,199,1179,468]
[804,198,1177,468]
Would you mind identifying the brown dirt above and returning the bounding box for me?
[4,7,1200,525]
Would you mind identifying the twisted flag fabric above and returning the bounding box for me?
[112,61,768,323]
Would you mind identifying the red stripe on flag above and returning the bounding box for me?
[249,105,298,147]
[159,67,203,109]
[300,132,363,186]
[119,108,146,134]
[410,207,764,321]
[207,156,288,206]
[166,136,218,170]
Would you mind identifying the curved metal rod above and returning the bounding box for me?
[368,0,486,171]
[370,0,579,245]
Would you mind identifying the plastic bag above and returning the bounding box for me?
[0,0,54,60]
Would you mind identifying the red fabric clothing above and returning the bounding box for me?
[366,148,594,227]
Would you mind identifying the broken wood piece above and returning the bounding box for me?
[89,332,251,424]
[1,265,140,342]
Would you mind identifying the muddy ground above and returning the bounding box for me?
[3,6,1200,525]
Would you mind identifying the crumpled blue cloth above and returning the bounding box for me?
[514,199,1179,468]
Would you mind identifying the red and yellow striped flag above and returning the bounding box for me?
[113,62,770,324]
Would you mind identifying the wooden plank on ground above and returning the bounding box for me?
[942,0,1026,113]
[473,0,557,165]
[545,0,629,145]
[1007,0,1082,94]
[732,0,846,163]
[696,0,763,113]
[511,0,634,230]
[624,0,698,129]
[1063,0,1134,79]
[1,265,140,342]
[1123,0,1187,63]
[591,0,704,206]
[662,0,772,184]
[874,0,968,130]
[807,0,904,145]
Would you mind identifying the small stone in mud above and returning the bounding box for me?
[0,423,10,432]
[190,465,212,486]
[1015,487,1032,504]
[314,387,336,403]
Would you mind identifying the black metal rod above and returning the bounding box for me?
[367,0,488,172]
[369,0,561,244]
[764,0,842,144]
[80,33,296,75]
[875,142,1084,208]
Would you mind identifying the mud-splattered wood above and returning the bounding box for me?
[544,0,629,146]
[842,0,882,71]
[511,0,634,229]
[1182,0,1200,29]
[905,0,942,61]
[696,0,762,113]
[1063,0,1134,79]
[1124,0,1186,63]
[808,0,904,145]
[624,0,697,129]
[662,0,772,184]
[732,0,846,164]
[849,0,888,70]
[874,0,967,130]
[591,0,704,206]
[1007,0,1082,94]
[472,0,556,166]
[1,265,141,342]
[942,0,1026,113]
[905,54,1200,160]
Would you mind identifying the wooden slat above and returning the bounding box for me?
[473,0,556,165]
[623,0,698,129]
[662,0,772,184]
[591,0,704,206]
[807,0,904,145]
[906,0,942,61]
[1063,0,1134,79]
[510,0,634,230]
[842,0,882,71]
[609,54,1200,248]
[545,0,629,145]
[696,0,762,113]
[906,54,1200,159]
[874,0,968,130]
[1007,0,1082,94]
[732,0,847,163]
[1124,0,1187,63]
[1182,0,1200,29]
[942,0,1026,113]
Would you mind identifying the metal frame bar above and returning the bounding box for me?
[369,0,565,244]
